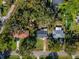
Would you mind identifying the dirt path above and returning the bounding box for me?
[0,0,18,34]
[43,38,48,51]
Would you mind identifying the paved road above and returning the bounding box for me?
[32,51,50,57]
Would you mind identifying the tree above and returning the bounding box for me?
[58,0,79,30]
[19,36,37,55]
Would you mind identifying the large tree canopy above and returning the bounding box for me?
[58,0,79,30]
[6,0,54,32]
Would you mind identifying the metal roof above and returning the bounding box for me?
[52,27,65,39]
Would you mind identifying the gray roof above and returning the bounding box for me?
[76,16,79,23]
[53,0,64,5]
[37,30,48,38]
[52,28,65,39]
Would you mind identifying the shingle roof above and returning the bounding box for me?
[37,29,48,38]
[53,0,64,5]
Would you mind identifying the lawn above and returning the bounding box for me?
[58,56,72,59]
[71,21,79,32]
[48,41,63,52]
[0,0,2,4]
[8,56,19,59]
[11,40,16,50]
[23,55,36,59]
[35,39,43,50]
[52,43,62,52]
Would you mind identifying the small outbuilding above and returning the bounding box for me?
[52,26,65,39]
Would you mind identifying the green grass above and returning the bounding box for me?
[2,7,8,16]
[58,56,72,59]
[0,0,2,5]
[8,56,19,59]
[49,42,62,52]
[70,20,79,32]
[35,39,43,50]
[11,40,16,50]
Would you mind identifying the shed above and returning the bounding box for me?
[52,26,65,39]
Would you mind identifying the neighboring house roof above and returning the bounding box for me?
[52,27,65,39]
[53,0,64,5]
[37,29,48,38]
[13,31,29,39]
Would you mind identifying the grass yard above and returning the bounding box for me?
[0,0,2,4]
[35,39,43,50]
[58,56,72,59]
[49,43,62,52]
[71,21,79,32]
[23,55,36,59]
[8,56,19,59]
[11,40,16,50]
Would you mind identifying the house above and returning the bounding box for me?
[52,25,65,39]
[12,30,29,50]
[12,31,29,39]
[37,28,48,40]
[52,0,64,5]
[47,0,64,6]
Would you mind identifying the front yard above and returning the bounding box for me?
[35,39,43,50]
[58,56,72,59]
[23,55,36,59]
[8,55,19,59]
